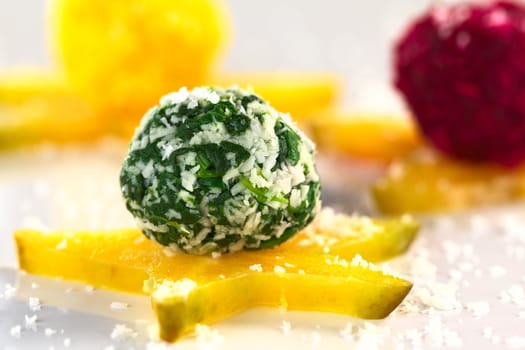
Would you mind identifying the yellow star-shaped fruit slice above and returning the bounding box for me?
[0,69,102,148]
[373,149,525,214]
[212,72,340,125]
[15,211,418,342]
[309,112,420,162]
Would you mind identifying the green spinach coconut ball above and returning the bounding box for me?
[120,86,321,254]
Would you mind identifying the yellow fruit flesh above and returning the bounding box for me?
[15,216,417,341]
[152,267,410,342]
[309,113,420,162]
[213,72,340,124]
[0,69,102,147]
[373,149,525,214]
[48,0,229,114]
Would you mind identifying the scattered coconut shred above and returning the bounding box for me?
[5,170,525,349]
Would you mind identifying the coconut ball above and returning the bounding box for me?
[394,0,525,167]
[120,86,321,254]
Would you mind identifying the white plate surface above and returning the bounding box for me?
[1,140,525,349]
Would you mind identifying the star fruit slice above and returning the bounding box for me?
[15,212,417,342]
[372,149,525,214]
[212,72,340,124]
[309,112,420,162]
[0,68,102,147]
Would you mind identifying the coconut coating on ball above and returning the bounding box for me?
[120,86,321,254]
[394,0,525,167]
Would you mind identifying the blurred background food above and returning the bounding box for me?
[0,0,425,142]
[1,0,525,217]
[0,0,423,216]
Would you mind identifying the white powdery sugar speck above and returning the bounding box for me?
[64,338,71,347]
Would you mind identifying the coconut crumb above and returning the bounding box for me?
[489,265,507,278]
[4,284,16,300]
[424,317,462,347]
[280,320,292,336]
[55,239,67,250]
[499,284,525,306]
[44,328,57,337]
[110,302,129,311]
[414,283,461,311]
[249,264,263,272]
[273,265,286,274]
[24,314,38,331]
[110,324,138,342]
[28,297,41,312]
[195,324,224,348]
[10,325,21,338]
[505,336,525,349]
[465,301,490,318]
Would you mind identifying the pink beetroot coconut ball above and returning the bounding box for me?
[394,0,525,167]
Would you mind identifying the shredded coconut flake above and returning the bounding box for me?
[465,301,490,318]
[249,264,263,272]
[110,302,129,311]
[45,328,57,337]
[24,314,38,331]
[280,320,292,336]
[274,265,286,274]
[195,324,224,348]
[28,297,41,311]
[10,325,21,338]
[110,324,138,342]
